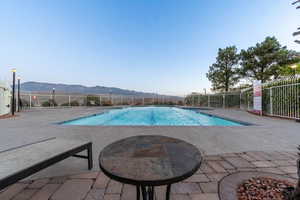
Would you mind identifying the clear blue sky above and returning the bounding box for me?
[0,0,299,96]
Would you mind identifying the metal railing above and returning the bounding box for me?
[14,77,300,120]
[18,93,184,108]
[185,92,241,109]
[185,77,300,120]
[263,79,300,119]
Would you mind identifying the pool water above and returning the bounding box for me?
[62,107,244,126]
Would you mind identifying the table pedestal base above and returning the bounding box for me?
[136,184,171,200]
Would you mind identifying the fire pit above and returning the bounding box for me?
[218,172,297,200]
[237,177,294,200]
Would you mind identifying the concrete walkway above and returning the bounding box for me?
[0,151,297,200]
[0,107,299,179]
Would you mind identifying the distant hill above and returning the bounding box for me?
[20,81,181,98]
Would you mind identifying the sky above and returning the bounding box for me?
[0,0,299,96]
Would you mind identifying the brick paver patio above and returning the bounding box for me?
[0,151,298,200]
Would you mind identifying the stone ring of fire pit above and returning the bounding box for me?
[218,171,297,200]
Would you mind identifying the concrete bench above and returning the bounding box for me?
[0,137,92,190]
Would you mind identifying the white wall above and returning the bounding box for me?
[0,82,11,116]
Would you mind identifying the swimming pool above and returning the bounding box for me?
[62,107,245,126]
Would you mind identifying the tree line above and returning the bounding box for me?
[206,36,300,92]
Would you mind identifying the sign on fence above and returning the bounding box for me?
[253,80,262,115]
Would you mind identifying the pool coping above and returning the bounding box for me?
[56,106,255,127]
[193,110,254,126]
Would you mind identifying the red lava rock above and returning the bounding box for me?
[237,176,294,200]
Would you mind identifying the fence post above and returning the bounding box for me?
[68,95,71,107]
[223,94,225,109]
[208,95,210,107]
[270,88,273,115]
[193,96,195,106]
[99,96,101,106]
[143,98,145,105]
[240,92,242,109]
[29,94,32,109]
[247,93,250,110]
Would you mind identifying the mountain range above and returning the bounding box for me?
[20,81,181,98]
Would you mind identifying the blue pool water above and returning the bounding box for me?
[62,107,244,126]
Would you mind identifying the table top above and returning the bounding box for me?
[99,135,202,186]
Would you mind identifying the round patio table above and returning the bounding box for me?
[99,135,202,200]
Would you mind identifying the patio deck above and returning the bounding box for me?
[0,151,297,200]
[0,107,299,179]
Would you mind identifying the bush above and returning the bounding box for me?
[166,101,175,105]
[60,100,80,106]
[70,100,80,106]
[177,101,184,105]
[85,95,100,106]
[101,100,112,106]
[60,102,69,106]
[42,99,57,107]
[19,99,32,107]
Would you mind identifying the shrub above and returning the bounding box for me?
[101,100,112,106]
[60,100,80,106]
[60,102,69,106]
[167,101,175,105]
[70,100,80,106]
[19,99,32,107]
[42,99,57,107]
[177,101,184,105]
[85,95,100,106]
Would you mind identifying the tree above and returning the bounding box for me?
[206,46,240,92]
[239,36,297,83]
[293,0,300,44]
[279,62,300,77]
